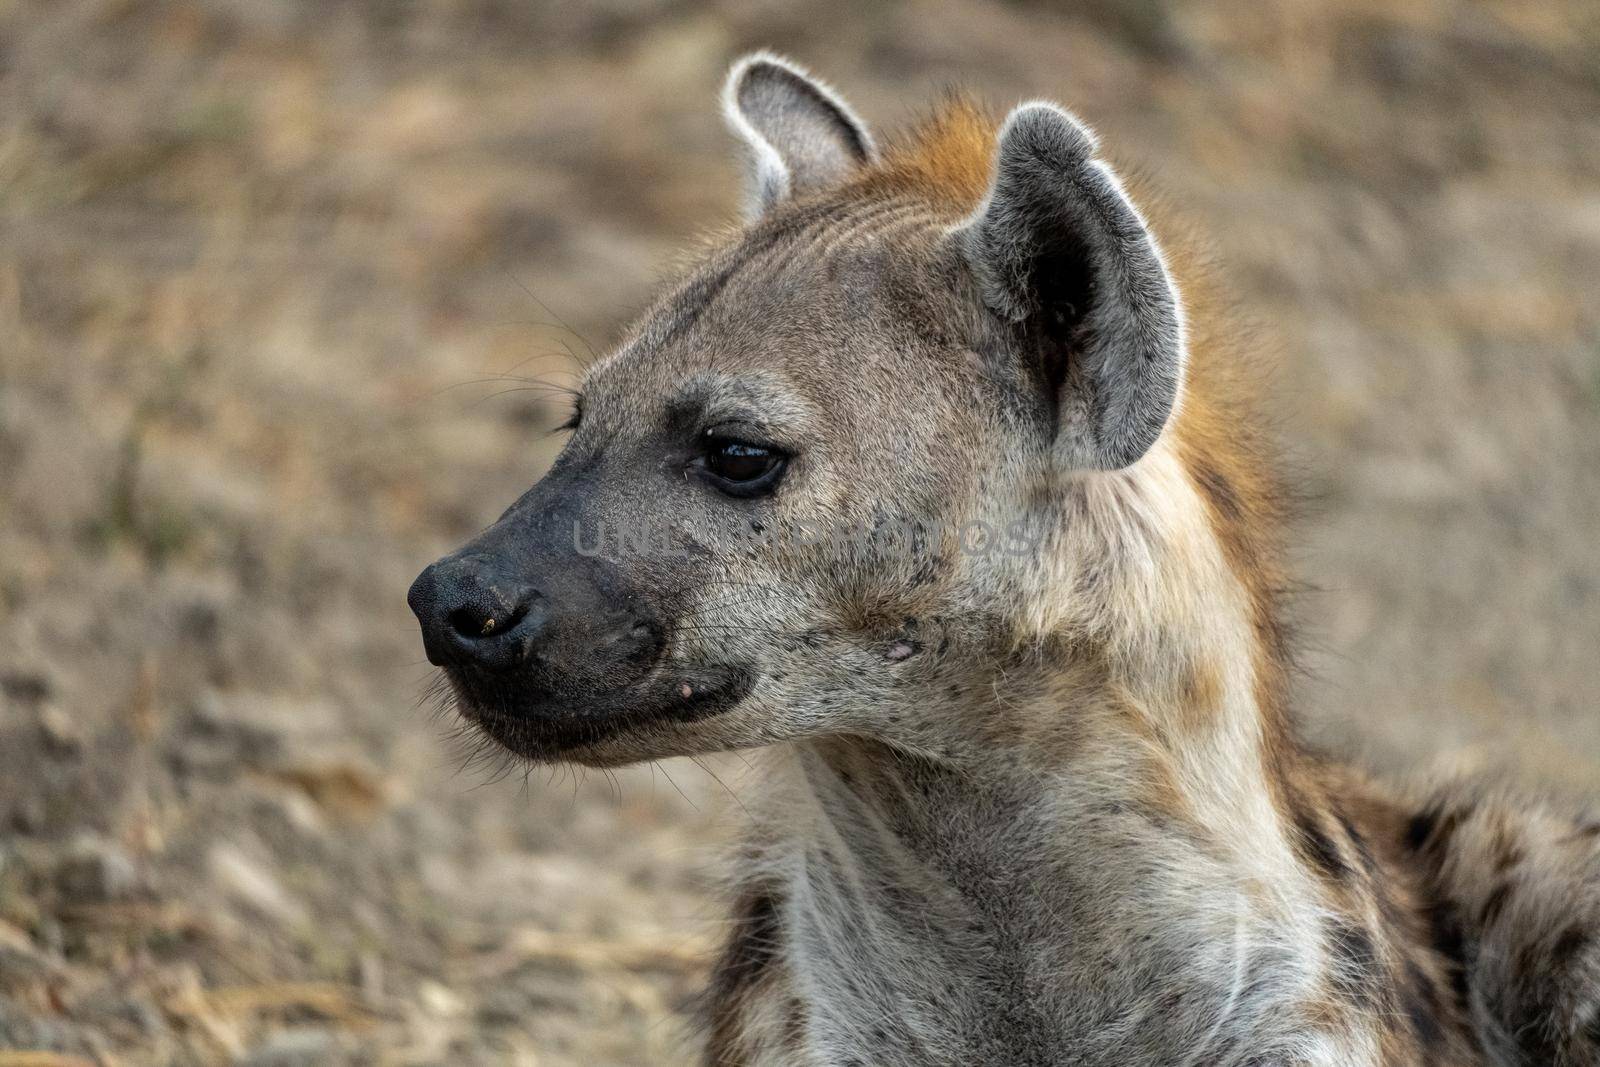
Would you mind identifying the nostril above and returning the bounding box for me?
[447,607,489,640]
[448,604,527,642]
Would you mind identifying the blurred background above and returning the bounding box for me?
[0,0,1596,1063]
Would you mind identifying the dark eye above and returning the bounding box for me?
[699,437,787,497]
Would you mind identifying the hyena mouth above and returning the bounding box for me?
[443,663,755,759]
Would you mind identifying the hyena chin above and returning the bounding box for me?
[410,53,1600,1067]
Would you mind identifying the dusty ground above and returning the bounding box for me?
[0,0,1597,1063]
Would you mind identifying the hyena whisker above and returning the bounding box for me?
[664,590,794,623]
[420,360,581,402]
[469,384,584,411]
[686,756,749,817]
[666,623,879,657]
[663,595,809,629]
[501,268,599,368]
[656,761,700,813]
[665,578,794,602]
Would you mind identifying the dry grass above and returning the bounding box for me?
[0,0,1597,1063]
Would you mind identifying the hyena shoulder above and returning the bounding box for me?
[1404,778,1600,1066]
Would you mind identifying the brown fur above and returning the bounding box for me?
[857,96,999,208]
[712,94,1592,1067]
[422,64,1600,1065]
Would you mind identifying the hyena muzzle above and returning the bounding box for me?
[409,53,1600,1067]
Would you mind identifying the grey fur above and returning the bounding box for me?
[956,103,1184,470]
[413,54,1600,1067]
[724,52,877,218]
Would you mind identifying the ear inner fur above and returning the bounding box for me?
[955,102,1184,471]
[723,52,878,218]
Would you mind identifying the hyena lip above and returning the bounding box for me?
[443,663,754,760]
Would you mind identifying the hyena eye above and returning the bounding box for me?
[698,437,787,497]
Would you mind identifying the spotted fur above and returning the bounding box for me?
[446,54,1600,1066]
[691,58,1597,1067]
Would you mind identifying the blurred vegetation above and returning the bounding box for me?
[0,0,1596,1063]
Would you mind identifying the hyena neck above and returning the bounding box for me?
[763,727,1351,1065]
[745,449,1373,1064]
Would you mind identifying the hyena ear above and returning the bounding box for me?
[956,103,1183,470]
[722,52,876,219]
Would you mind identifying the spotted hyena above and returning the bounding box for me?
[408,54,1600,1067]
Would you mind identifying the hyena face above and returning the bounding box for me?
[408,55,1182,766]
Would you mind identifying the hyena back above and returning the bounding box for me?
[408,54,1600,1066]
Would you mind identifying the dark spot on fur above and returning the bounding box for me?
[1552,924,1591,968]
[1293,807,1352,883]
[1327,921,1383,1008]
[1404,992,1445,1047]
[1191,457,1243,523]
[1494,845,1524,873]
[704,887,784,1066]
[1489,823,1524,873]
[1335,810,1377,876]
[1507,999,1563,1064]
[1423,901,1470,1003]
[1407,805,1465,856]
[1400,959,1446,1046]
[1479,881,1513,928]
[1405,808,1438,851]
[782,996,807,1050]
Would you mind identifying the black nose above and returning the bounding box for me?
[408,555,546,672]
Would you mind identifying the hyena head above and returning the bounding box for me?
[409,54,1215,768]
